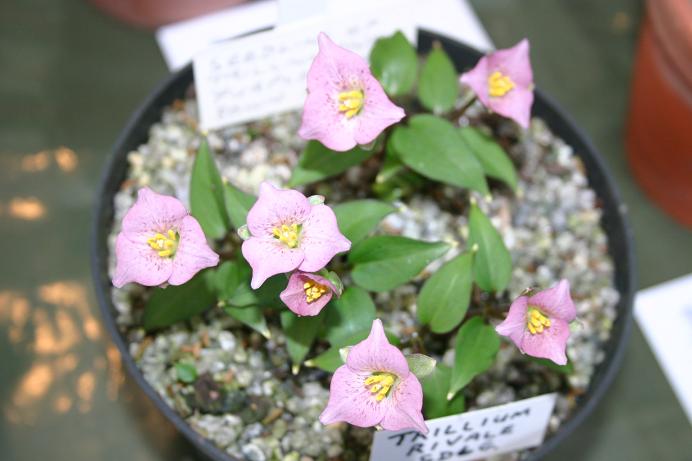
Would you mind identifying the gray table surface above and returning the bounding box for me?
[0,0,690,459]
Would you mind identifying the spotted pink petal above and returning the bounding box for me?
[346,319,409,377]
[528,279,576,322]
[319,365,386,428]
[298,32,405,151]
[241,237,304,289]
[279,271,336,316]
[246,182,311,237]
[168,215,220,286]
[518,318,571,365]
[298,204,351,273]
[121,187,188,235]
[112,231,174,288]
[379,373,428,434]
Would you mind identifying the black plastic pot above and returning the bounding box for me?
[91,30,636,461]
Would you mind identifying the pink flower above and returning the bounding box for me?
[241,182,351,289]
[459,39,534,128]
[495,279,577,365]
[320,319,428,434]
[279,271,337,316]
[298,32,405,152]
[113,188,219,288]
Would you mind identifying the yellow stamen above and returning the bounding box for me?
[147,229,179,258]
[487,71,515,97]
[364,372,397,402]
[272,223,300,248]
[527,307,551,335]
[303,280,328,303]
[337,89,364,119]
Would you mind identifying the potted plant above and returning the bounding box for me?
[92,30,634,461]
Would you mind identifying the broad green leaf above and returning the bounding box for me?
[215,258,285,309]
[529,356,574,374]
[190,139,230,239]
[223,304,270,339]
[468,202,512,292]
[288,141,372,187]
[174,362,198,383]
[332,200,396,244]
[369,31,418,96]
[392,115,488,194]
[449,317,500,399]
[323,287,376,345]
[422,364,465,419]
[417,251,474,333]
[406,353,437,379]
[281,311,322,372]
[142,270,216,330]
[349,236,451,292]
[459,126,518,190]
[418,45,459,114]
[214,260,248,300]
[223,181,256,229]
[306,329,401,373]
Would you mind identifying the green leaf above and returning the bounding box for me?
[288,141,372,187]
[468,202,512,292]
[392,115,488,194]
[418,45,459,114]
[422,364,465,419]
[459,126,518,190]
[449,317,500,399]
[349,235,451,292]
[332,200,396,244]
[281,311,322,372]
[223,181,256,229]
[174,362,198,383]
[369,31,418,96]
[529,356,574,374]
[323,287,376,345]
[406,353,437,379]
[306,329,401,372]
[215,258,285,309]
[222,304,271,339]
[142,270,217,331]
[417,251,474,333]
[190,139,230,239]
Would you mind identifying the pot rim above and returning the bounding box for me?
[91,29,636,461]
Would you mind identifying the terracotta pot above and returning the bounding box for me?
[88,0,248,28]
[626,0,692,228]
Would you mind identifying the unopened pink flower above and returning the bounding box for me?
[279,271,337,316]
[460,39,534,128]
[113,188,219,288]
[320,319,428,434]
[298,32,405,152]
[241,182,351,289]
[495,279,576,365]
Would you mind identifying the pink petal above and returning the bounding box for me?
[299,90,360,152]
[518,318,571,365]
[528,279,576,322]
[112,231,173,288]
[487,38,532,88]
[168,215,220,286]
[298,204,351,273]
[354,73,405,145]
[279,271,336,316]
[485,86,533,129]
[246,182,311,237]
[320,365,386,428]
[241,237,304,289]
[121,188,188,235]
[346,319,409,377]
[380,373,428,434]
[495,295,529,349]
[460,55,491,107]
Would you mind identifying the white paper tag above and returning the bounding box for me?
[193,0,417,131]
[370,393,557,461]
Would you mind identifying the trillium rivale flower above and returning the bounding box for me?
[495,279,576,365]
[320,319,428,434]
[241,181,351,289]
[459,39,534,128]
[113,188,219,288]
[279,271,338,317]
[298,32,405,151]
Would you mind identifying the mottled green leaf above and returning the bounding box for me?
[468,202,512,292]
[332,200,396,244]
[418,45,459,114]
[449,317,500,399]
[370,31,418,96]
[190,139,230,239]
[459,126,517,190]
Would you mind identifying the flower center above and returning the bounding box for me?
[364,372,397,402]
[487,71,515,97]
[338,89,364,119]
[272,223,300,248]
[527,307,551,335]
[303,280,327,303]
[147,229,179,258]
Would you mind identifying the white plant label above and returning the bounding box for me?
[370,393,557,461]
[193,0,416,131]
